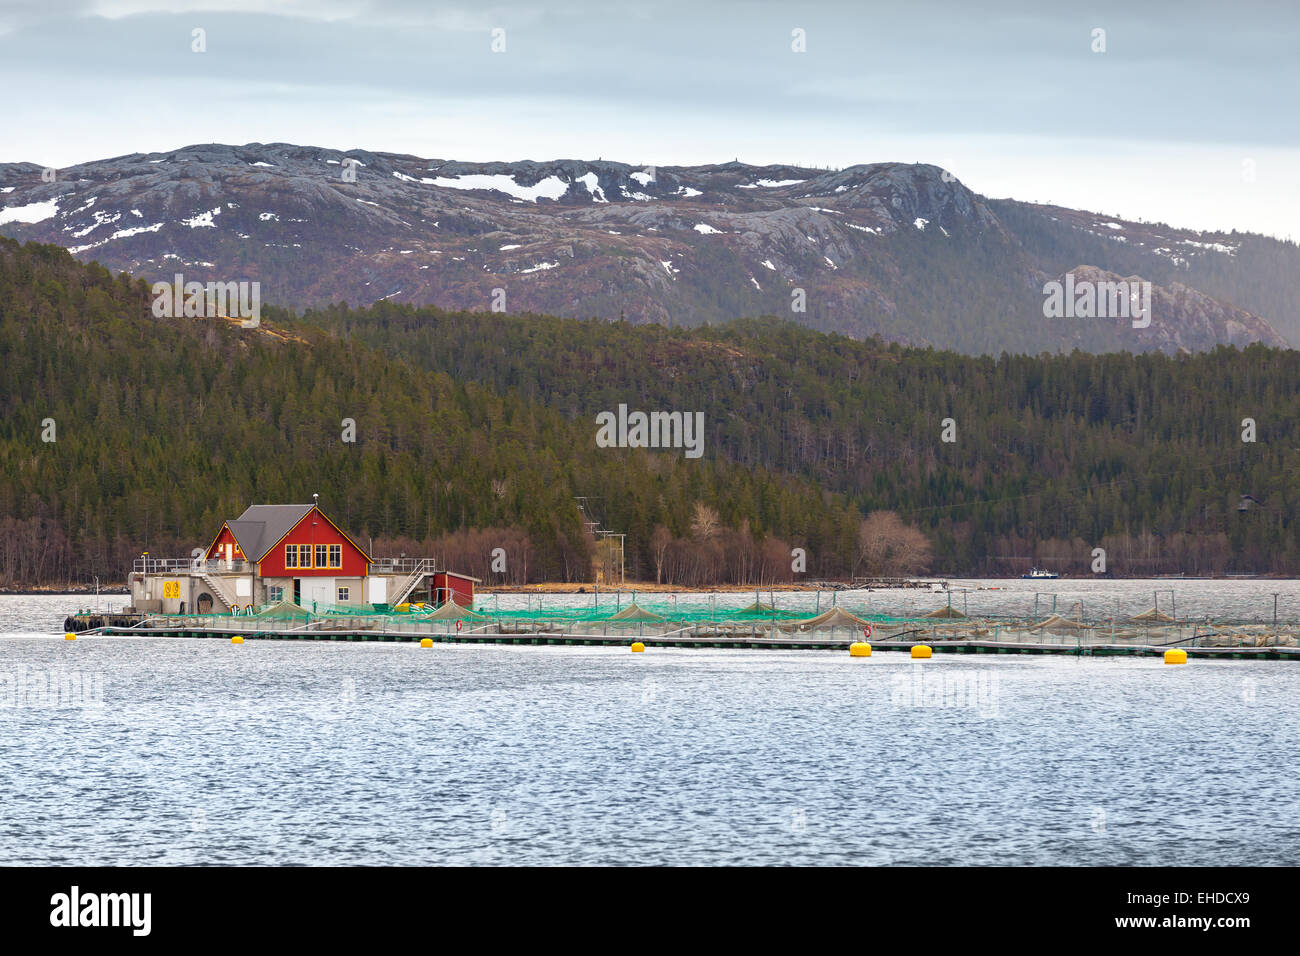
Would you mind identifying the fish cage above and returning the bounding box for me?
[118,592,1300,649]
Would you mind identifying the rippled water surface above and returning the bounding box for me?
[2,593,1298,865]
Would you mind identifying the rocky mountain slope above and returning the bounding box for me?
[1,142,1295,354]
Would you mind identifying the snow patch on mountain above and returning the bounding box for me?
[577,172,608,203]
[182,207,221,228]
[427,173,570,202]
[0,198,59,224]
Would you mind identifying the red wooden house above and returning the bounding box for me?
[205,503,374,608]
[130,502,477,614]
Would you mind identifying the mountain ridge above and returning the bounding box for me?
[2,142,1296,355]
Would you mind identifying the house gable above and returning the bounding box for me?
[205,523,246,561]
[255,506,371,577]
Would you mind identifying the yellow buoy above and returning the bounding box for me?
[64,632,76,641]
[231,635,244,644]
[1164,648,1187,665]
[631,642,645,653]
[911,644,932,659]
[849,641,872,657]
[420,638,433,648]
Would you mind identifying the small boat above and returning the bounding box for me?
[1022,568,1060,579]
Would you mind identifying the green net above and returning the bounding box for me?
[135,592,1300,647]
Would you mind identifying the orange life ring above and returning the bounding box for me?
[455,619,463,632]
[863,623,873,638]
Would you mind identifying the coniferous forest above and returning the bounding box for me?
[2,237,1298,586]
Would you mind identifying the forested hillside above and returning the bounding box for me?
[299,300,1300,578]
[3,238,1299,586]
[0,240,857,586]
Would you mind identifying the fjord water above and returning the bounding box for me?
[2,592,1298,865]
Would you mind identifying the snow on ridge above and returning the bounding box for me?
[761,259,776,270]
[1179,238,1237,255]
[499,244,521,250]
[182,206,222,229]
[737,179,806,189]
[0,198,60,224]
[675,186,702,198]
[577,172,607,203]
[113,222,163,239]
[694,223,722,234]
[70,209,121,237]
[426,172,570,202]
[67,220,164,253]
[914,217,929,231]
[520,261,559,273]
[630,171,654,186]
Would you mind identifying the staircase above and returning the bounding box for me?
[198,572,241,612]
[389,559,436,607]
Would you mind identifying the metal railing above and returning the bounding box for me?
[133,557,250,574]
[134,556,442,575]
[370,557,437,575]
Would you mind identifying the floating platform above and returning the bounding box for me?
[65,612,145,632]
[73,622,1300,659]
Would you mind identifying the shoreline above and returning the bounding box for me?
[0,588,130,597]
[3,575,1296,598]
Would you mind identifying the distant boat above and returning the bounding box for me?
[1022,568,1060,579]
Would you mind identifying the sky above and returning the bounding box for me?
[1,0,1296,238]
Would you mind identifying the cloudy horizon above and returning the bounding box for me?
[2,0,1296,239]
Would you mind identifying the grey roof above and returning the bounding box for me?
[226,504,314,562]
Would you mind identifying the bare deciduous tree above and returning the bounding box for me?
[856,511,932,577]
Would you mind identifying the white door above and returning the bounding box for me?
[304,577,336,610]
